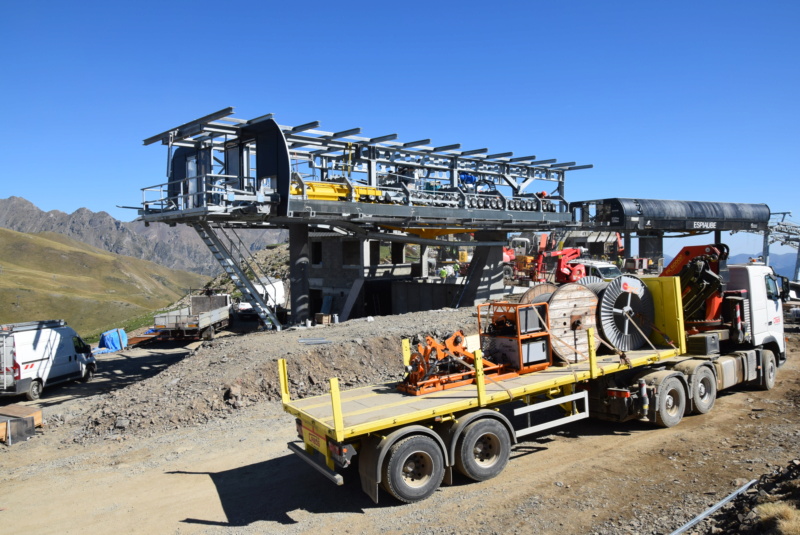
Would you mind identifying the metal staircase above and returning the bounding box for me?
[191,222,282,330]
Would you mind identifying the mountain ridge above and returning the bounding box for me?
[0,196,286,275]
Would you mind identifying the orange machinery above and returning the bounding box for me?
[659,244,749,340]
[398,302,551,395]
[530,248,586,283]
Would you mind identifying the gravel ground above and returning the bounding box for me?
[1,313,798,535]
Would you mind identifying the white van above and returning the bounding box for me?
[569,259,623,281]
[0,320,96,401]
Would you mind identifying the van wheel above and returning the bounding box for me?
[691,367,717,414]
[654,377,685,428]
[81,366,95,383]
[26,380,43,401]
[760,350,776,391]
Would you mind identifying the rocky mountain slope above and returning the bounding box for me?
[0,196,286,275]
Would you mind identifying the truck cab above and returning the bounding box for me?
[728,264,787,363]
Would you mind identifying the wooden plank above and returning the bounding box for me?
[0,404,43,428]
[127,334,159,346]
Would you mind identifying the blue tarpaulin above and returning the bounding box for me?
[95,329,128,354]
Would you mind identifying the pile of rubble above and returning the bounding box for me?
[74,308,476,442]
[695,460,800,534]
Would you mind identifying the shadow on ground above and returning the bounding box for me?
[0,342,192,409]
[169,452,377,527]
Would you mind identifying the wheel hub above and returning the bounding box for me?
[402,452,432,486]
[473,435,499,465]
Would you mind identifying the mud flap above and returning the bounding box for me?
[358,436,381,503]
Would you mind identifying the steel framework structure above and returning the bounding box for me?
[139,107,592,233]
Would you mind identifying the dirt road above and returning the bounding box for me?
[1,320,798,535]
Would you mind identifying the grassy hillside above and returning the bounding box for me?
[0,228,208,337]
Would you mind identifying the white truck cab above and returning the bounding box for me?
[728,264,787,363]
[0,320,96,401]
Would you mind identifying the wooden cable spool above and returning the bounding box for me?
[518,283,558,304]
[526,283,599,365]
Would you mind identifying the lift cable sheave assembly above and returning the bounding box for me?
[139,107,594,232]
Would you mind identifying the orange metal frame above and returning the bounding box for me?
[397,302,552,396]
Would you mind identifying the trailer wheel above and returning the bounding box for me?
[760,350,776,391]
[26,379,43,401]
[691,367,716,414]
[655,377,685,428]
[381,435,444,503]
[455,419,511,481]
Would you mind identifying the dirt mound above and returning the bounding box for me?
[75,307,476,441]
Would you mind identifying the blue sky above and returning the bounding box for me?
[3,1,798,256]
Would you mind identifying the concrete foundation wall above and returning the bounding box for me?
[299,232,507,320]
[391,280,464,314]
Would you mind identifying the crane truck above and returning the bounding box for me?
[279,246,789,504]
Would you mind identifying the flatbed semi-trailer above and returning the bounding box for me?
[280,266,787,503]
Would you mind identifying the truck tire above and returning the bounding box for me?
[381,435,444,503]
[455,419,511,481]
[691,367,716,414]
[25,379,43,401]
[760,350,776,391]
[655,376,685,428]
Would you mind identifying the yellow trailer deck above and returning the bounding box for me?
[282,345,680,442]
[281,276,684,441]
[279,277,687,504]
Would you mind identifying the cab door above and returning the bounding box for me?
[763,274,785,354]
[749,272,785,353]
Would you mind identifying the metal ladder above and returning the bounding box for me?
[191,222,282,330]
